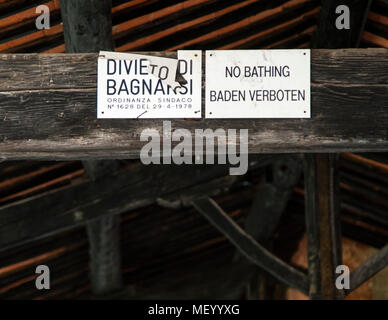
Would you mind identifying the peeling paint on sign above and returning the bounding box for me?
[97,51,202,119]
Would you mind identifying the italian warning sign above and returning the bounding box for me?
[97,51,202,119]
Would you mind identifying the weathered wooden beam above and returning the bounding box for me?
[347,244,388,294]
[0,49,387,159]
[304,154,343,299]
[60,0,123,296]
[0,155,276,250]
[191,197,309,295]
[87,214,122,295]
[60,0,114,53]
[82,160,120,181]
[245,155,303,242]
[312,0,372,48]
[306,1,372,300]
[244,155,303,299]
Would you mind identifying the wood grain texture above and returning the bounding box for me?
[0,49,387,159]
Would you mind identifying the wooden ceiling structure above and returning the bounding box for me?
[0,0,387,300]
[0,0,387,53]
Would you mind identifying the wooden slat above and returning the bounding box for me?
[168,0,312,50]
[362,31,388,48]
[0,24,63,53]
[367,12,388,26]
[0,0,34,12]
[112,0,215,39]
[116,0,258,52]
[218,7,319,49]
[264,25,316,49]
[0,0,60,35]
[43,44,65,53]
[0,49,387,159]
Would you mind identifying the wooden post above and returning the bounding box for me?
[304,154,343,299]
[60,0,123,296]
[60,0,114,53]
[304,0,373,299]
[244,155,302,299]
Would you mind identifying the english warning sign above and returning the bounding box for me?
[205,50,311,118]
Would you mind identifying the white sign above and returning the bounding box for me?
[205,50,310,118]
[97,51,202,118]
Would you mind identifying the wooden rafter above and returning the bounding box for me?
[192,197,309,295]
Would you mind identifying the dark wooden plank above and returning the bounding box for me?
[311,49,388,84]
[1,49,386,90]
[0,52,176,90]
[312,0,372,48]
[191,197,309,295]
[0,49,387,159]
